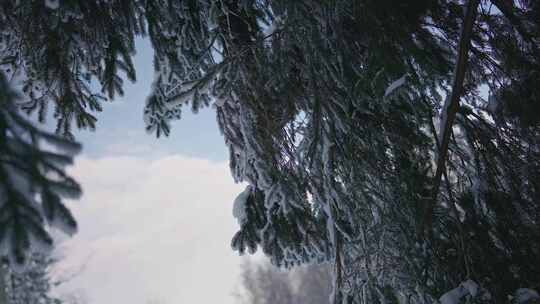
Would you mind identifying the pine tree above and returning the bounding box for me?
[1,1,540,303]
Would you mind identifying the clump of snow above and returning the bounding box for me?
[438,95,451,143]
[462,279,478,297]
[514,288,540,304]
[487,92,500,117]
[439,280,478,304]
[233,185,252,226]
[165,80,198,109]
[384,74,407,98]
[45,0,60,9]
[263,16,282,37]
[440,285,467,304]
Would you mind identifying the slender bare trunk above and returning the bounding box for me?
[422,0,480,235]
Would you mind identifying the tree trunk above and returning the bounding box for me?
[423,0,480,235]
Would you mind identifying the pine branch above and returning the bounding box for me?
[423,0,480,235]
[490,0,536,44]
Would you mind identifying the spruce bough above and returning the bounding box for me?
[1,1,539,303]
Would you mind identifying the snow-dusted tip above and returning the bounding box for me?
[384,74,408,98]
[233,185,252,226]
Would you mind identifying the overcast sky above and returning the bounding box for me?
[50,40,250,304]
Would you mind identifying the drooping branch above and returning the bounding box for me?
[423,0,480,234]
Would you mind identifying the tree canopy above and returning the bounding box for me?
[1,1,539,303]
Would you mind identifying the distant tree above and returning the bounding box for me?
[237,259,331,304]
[293,264,332,304]
[146,298,167,304]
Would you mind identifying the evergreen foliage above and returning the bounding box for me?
[1,253,62,304]
[0,0,141,138]
[1,1,540,303]
[0,73,80,266]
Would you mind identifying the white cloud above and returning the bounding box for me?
[53,154,246,304]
